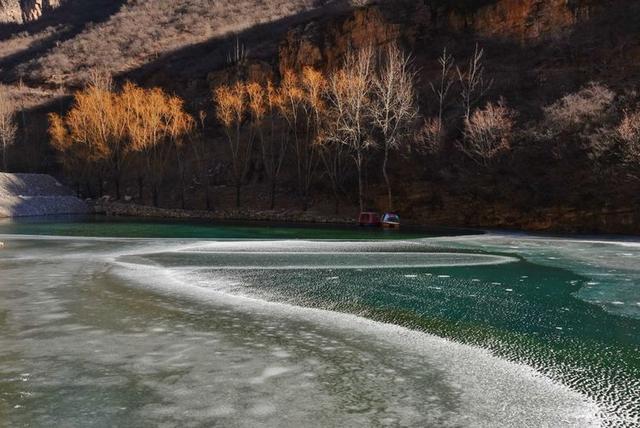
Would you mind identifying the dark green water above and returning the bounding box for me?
[1,218,639,426]
[0,215,456,240]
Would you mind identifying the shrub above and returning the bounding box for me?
[543,82,615,133]
[460,101,515,166]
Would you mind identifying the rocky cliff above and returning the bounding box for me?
[448,0,597,42]
[0,0,64,24]
[279,0,610,73]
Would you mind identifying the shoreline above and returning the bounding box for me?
[91,200,356,225]
[91,200,640,237]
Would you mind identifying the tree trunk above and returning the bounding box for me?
[152,186,159,207]
[383,146,392,210]
[137,176,144,201]
[270,179,276,210]
[114,176,121,200]
[235,183,241,208]
[180,170,186,210]
[204,173,212,210]
[356,151,364,212]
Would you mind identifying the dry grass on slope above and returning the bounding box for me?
[16,0,347,88]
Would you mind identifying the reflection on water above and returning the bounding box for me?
[1,221,639,426]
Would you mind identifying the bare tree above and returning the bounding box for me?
[316,135,348,214]
[370,43,418,210]
[0,86,17,172]
[460,101,515,167]
[457,44,493,120]
[326,46,376,212]
[415,117,446,155]
[543,82,615,133]
[430,47,455,136]
[537,82,616,160]
[227,37,249,81]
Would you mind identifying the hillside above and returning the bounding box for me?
[1,0,640,232]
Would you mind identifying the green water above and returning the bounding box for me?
[216,260,639,421]
[0,215,454,240]
[0,218,638,426]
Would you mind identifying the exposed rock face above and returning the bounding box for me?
[0,0,22,23]
[0,0,64,24]
[278,0,606,72]
[21,0,62,23]
[0,173,88,217]
[450,0,597,42]
[279,7,409,73]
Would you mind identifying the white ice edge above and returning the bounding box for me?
[111,258,604,427]
[426,232,640,248]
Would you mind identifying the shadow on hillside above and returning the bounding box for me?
[0,0,126,41]
[119,0,354,88]
[0,0,126,82]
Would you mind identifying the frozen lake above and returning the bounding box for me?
[0,218,638,426]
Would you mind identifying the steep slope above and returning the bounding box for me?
[4,0,350,86]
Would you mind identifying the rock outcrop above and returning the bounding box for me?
[279,7,410,73]
[278,0,608,72]
[449,0,598,43]
[0,173,88,217]
[0,0,22,23]
[0,0,64,24]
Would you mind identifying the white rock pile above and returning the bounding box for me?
[0,173,88,217]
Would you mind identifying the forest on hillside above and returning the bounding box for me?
[13,42,640,217]
[0,0,639,231]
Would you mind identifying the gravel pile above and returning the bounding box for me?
[0,173,88,217]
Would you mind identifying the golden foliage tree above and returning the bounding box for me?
[296,67,325,209]
[49,73,122,196]
[0,85,17,172]
[125,83,194,207]
[49,77,193,204]
[262,80,289,208]
[247,80,288,208]
[48,112,88,195]
[213,81,253,208]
